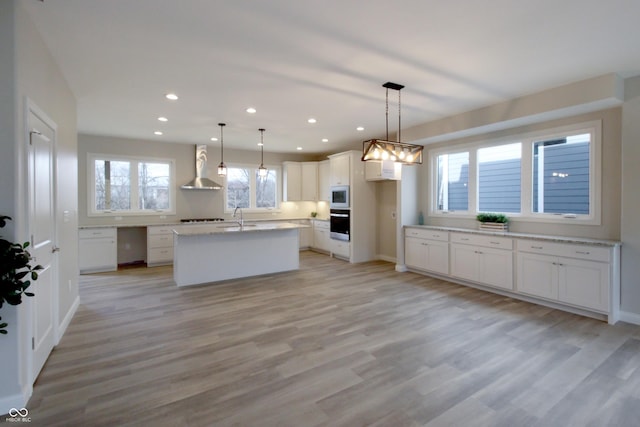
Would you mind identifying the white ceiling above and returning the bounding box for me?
[24,0,640,154]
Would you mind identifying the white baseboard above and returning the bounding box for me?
[0,386,30,417]
[376,254,396,264]
[395,264,408,273]
[56,295,79,345]
[619,311,640,325]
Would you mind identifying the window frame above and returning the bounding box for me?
[88,153,176,217]
[428,120,602,225]
[223,162,282,213]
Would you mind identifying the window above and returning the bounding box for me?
[532,133,590,215]
[478,143,521,213]
[225,164,279,211]
[429,120,601,223]
[436,152,469,211]
[89,154,175,216]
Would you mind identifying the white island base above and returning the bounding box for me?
[173,224,301,287]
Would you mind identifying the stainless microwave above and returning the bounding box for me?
[330,185,350,208]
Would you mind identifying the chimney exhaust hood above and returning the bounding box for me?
[181,145,223,190]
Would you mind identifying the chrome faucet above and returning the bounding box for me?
[233,207,244,227]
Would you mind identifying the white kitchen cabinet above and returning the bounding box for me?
[317,160,330,202]
[329,153,350,186]
[312,220,330,253]
[365,160,401,181]
[449,233,514,290]
[283,162,302,201]
[331,239,350,259]
[79,227,117,274]
[517,240,610,312]
[294,219,312,249]
[301,162,318,201]
[283,161,318,201]
[404,228,449,275]
[147,225,175,266]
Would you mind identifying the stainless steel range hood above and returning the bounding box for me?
[181,145,223,190]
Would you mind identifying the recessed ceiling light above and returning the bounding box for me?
[246,107,257,114]
[356,126,365,131]
[296,147,303,150]
[165,93,178,101]
[154,131,163,135]
[322,138,329,143]
[210,137,218,142]
[308,118,317,124]
[158,116,168,122]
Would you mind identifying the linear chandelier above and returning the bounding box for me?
[361,82,423,164]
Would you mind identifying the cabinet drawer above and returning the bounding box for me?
[148,234,173,248]
[517,240,609,262]
[450,232,513,250]
[79,228,116,239]
[405,228,449,242]
[313,220,329,230]
[148,247,173,262]
[147,226,175,235]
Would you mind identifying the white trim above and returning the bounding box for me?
[428,120,602,225]
[376,254,397,263]
[619,311,640,325]
[56,295,80,345]
[87,153,177,217]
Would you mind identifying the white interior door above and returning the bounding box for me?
[28,106,57,380]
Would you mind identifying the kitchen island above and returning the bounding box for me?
[173,222,306,286]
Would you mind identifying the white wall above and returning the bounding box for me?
[0,0,78,412]
[621,76,640,320]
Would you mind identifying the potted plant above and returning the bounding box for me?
[476,212,509,231]
[0,216,42,335]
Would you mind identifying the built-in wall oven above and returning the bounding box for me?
[330,209,350,241]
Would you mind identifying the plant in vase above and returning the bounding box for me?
[0,216,43,335]
[476,213,509,231]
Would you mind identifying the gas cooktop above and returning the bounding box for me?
[180,218,226,223]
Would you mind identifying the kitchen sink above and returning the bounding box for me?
[216,224,258,229]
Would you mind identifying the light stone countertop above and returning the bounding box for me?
[404,224,621,247]
[173,222,309,236]
[78,217,320,229]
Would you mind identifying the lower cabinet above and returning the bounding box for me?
[79,228,117,274]
[517,240,610,312]
[312,220,330,252]
[147,225,175,267]
[404,229,449,275]
[450,233,513,290]
[331,239,350,259]
[404,227,619,323]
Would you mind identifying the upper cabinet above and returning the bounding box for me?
[301,162,318,201]
[283,161,319,201]
[317,160,330,202]
[365,160,401,181]
[329,153,350,186]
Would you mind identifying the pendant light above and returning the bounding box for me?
[217,123,227,176]
[258,128,268,179]
[361,82,423,164]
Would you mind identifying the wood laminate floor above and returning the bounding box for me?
[15,251,640,426]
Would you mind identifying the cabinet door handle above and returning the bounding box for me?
[474,250,483,254]
[531,245,543,249]
[421,243,429,246]
[576,250,590,255]
[461,238,470,241]
[433,234,440,238]
[490,241,500,245]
